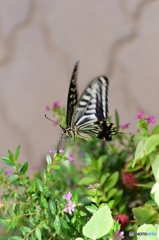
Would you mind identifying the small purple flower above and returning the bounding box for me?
[87,183,100,189]
[81,151,85,156]
[63,200,76,215]
[59,149,64,154]
[112,230,124,240]
[120,122,131,129]
[52,100,60,110]
[63,191,72,200]
[135,111,144,119]
[68,152,74,162]
[45,105,50,111]
[49,150,56,155]
[4,169,12,177]
[145,115,155,124]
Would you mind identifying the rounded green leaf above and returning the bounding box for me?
[137,224,158,240]
[144,135,159,155]
[83,206,113,239]
[132,204,158,225]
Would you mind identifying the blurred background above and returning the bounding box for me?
[0,0,159,173]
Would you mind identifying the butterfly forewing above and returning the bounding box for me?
[66,62,79,127]
[71,76,109,128]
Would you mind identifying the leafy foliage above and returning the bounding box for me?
[0,107,159,239]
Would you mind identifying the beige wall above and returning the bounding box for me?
[0,0,159,173]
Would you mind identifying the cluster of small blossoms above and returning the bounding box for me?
[120,111,155,129]
[49,149,74,162]
[135,111,155,124]
[45,100,60,111]
[62,191,76,215]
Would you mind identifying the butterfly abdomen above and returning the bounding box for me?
[95,121,117,141]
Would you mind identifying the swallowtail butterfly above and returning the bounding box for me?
[46,62,117,150]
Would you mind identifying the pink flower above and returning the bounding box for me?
[45,105,50,111]
[145,115,155,124]
[120,122,131,129]
[63,200,76,215]
[112,230,124,240]
[49,150,56,155]
[63,191,72,201]
[68,152,74,162]
[59,149,64,154]
[4,169,12,177]
[135,111,144,119]
[52,101,60,110]
[87,183,100,189]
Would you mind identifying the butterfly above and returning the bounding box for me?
[45,62,117,150]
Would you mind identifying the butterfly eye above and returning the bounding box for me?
[63,129,66,134]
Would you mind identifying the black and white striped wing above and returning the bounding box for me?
[66,62,79,127]
[71,76,109,128]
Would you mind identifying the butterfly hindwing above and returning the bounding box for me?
[66,62,79,127]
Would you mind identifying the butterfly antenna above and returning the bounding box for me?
[45,114,62,128]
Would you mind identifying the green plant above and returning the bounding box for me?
[0,105,158,240]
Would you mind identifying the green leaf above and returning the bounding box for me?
[8,149,14,162]
[133,141,144,166]
[97,155,108,177]
[2,157,16,169]
[54,215,61,235]
[107,188,118,199]
[113,190,123,206]
[137,224,158,240]
[52,165,61,169]
[151,182,159,207]
[49,199,56,216]
[35,227,41,240]
[8,174,19,182]
[17,163,22,170]
[132,204,158,225]
[83,206,113,239]
[20,162,28,176]
[9,237,23,240]
[104,172,119,192]
[27,179,36,192]
[150,154,159,181]
[15,145,20,162]
[100,173,110,187]
[78,177,96,186]
[115,109,119,131]
[41,197,48,208]
[151,124,159,135]
[60,217,70,229]
[46,154,52,165]
[85,204,98,214]
[0,167,5,175]
[36,178,43,192]
[144,135,159,155]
